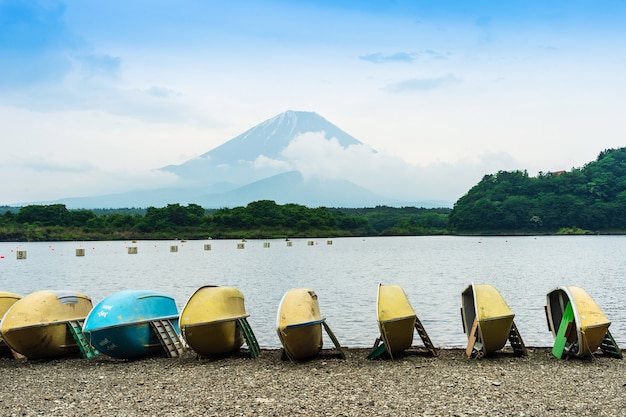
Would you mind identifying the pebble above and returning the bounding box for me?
[0,347,623,416]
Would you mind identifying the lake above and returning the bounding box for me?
[1,236,624,350]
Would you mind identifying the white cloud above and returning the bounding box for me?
[359,50,449,63]
[146,86,182,99]
[252,155,292,170]
[383,74,462,93]
[279,132,501,202]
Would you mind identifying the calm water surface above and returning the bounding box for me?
[1,236,625,350]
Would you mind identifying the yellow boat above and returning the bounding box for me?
[546,286,619,358]
[0,290,93,360]
[376,284,415,357]
[461,283,525,358]
[180,286,259,358]
[276,288,344,360]
[368,284,437,359]
[276,288,324,360]
[0,291,22,356]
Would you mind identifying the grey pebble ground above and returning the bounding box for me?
[1,347,625,416]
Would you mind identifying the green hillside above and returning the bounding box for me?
[448,147,626,234]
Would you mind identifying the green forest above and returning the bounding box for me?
[448,147,626,234]
[0,200,449,241]
[2,147,626,241]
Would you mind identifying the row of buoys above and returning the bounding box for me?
[5,240,335,259]
[0,284,621,362]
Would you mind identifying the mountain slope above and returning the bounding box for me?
[194,171,392,208]
[36,110,449,209]
[199,110,364,162]
[161,110,365,185]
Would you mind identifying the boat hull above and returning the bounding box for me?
[0,290,93,359]
[0,291,22,355]
[276,288,323,360]
[377,284,416,355]
[461,283,514,355]
[182,321,244,356]
[2,323,78,359]
[546,286,611,358]
[83,290,180,360]
[180,286,248,356]
[86,320,178,359]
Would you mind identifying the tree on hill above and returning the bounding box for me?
[448,147,626,233]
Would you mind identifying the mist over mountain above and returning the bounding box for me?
[42,111,452,209]
[160,110,366,188]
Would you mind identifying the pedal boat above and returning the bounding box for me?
[546,286,615,358]
[461,283,516,358]
[376,284,416,357]
[276,288,325,360]
[180,286,255,357]
[0,290,93,359]
[0,291,22,356]
[82,289,181,359]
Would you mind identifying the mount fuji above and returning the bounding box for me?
[50,111,450,209]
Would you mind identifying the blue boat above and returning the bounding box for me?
[82,290,182,359]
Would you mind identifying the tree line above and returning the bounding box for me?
[0,200,450,241]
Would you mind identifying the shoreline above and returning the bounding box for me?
[1,347,624,416]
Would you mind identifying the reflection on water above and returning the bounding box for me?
[1,236,625,349]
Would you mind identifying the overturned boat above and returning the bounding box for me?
[461,283,526,358]
[0,291,22,357]
[180,285,259,358]
[83,289,184,360]
[0,290,93,359]
[276,288,344,360]
[368,284,437,359]
[546,286,621,359]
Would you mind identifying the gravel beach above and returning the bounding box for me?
[1,347,624,417]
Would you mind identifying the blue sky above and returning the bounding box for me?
[1,0,626,205]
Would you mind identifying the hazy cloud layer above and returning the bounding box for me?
[384,74,461,92]
[280,132,499,202]
[359,50,448,63]
[252,155,292,170]
[0,164,179,205]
